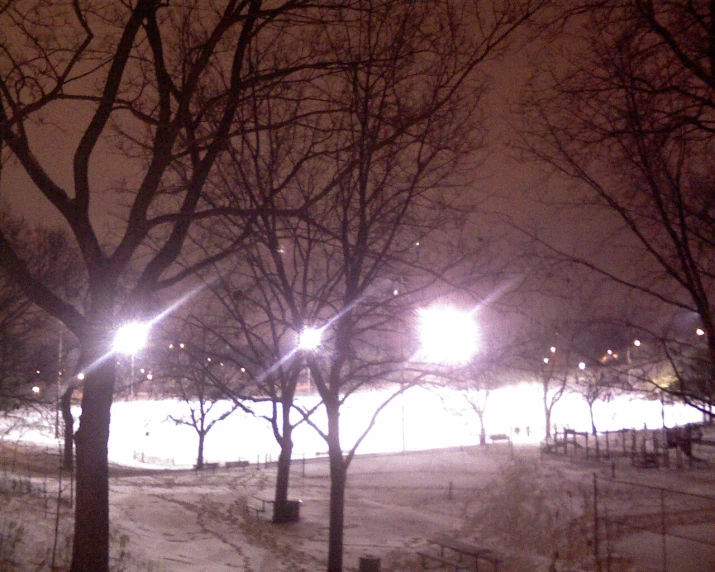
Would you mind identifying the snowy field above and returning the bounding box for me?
[1,385,713,571]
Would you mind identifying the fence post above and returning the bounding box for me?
[661,488,667,572]
[622,429,627,457]
[593,473,601,572]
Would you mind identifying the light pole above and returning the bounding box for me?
[114,322,150,399]
[299,326,322,392]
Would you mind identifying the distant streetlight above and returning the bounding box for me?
[418,306,479,365]
[113,322,150,355]
[114,321,150,398]
[299,327,322,351]
[299,326,322,393]
[578,362,586,370]
[696,328,705,336]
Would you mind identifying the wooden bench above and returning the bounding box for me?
[225,460,250,469]
[418,551,471,571]
[425,536,500,571]
[488,433,510,443]
[245,496,274,517]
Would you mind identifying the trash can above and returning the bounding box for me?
[285,499,301,522]
[359,555,381,572]
[275,499,301,523]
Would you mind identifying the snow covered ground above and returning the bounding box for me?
[1,385,713,571]
[97,384,709,468]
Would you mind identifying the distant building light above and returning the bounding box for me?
[696,328,705,336]
[543,357,549,364]
[32,386,40,394]
[634,339,641,347]
[578,362,586,370]
[607,349,613,355]
[550,346,556,353]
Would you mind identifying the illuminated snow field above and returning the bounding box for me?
[1,385,713,572]
[103,384,702,468]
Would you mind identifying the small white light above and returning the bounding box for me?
[607,349,613,355]
[543,357,549,364]
[550,346,556,353]
[146,373,153,381]
[179,343,185,349]
[32,386,40,394]
[77,372,85,380]
[634,339,641,347]
[579,362,586,370]
[696,328,705,336]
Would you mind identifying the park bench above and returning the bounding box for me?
[488,433,510,443]
[245,496,274,517]
[225,460,250,469]
[418,536,500,571]
[194,461,219,471]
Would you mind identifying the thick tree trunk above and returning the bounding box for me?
[61,387,74,472]
[327,450,347,572]
[273,426,293,524]
[326,405,346,572]
[70,356,115,572]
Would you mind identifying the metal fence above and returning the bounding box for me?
[594,475,715,572]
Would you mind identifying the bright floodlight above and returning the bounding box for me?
[299,327,322,351]
[113,322,150,355]
[419,306,479,365]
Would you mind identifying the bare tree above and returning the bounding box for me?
[519,0,715,413]
[156,318,250,470]
[0,3,346,569]
[461,363,507,445]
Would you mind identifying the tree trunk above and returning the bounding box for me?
[544,404,552,438]
[478,412,486,446]
[61,387,74,472]
[327,446,347,572]
[273,425,294,524]
[70,356,115,572]
[326,403,346,572]
[589,403,597,436]
[196,432,205,470]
